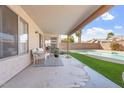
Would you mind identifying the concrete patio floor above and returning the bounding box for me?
[1,55,120,88]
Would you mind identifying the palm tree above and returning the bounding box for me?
[107,32,114,39]
[75,30,82,43]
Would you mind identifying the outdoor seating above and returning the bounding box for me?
[31,48,45,65]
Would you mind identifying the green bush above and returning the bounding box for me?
[59,50,67,55]
[110,42,120,51]
[53,48,59,57]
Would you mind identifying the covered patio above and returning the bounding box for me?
[0,5,120,88]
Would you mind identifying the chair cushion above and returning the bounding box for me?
[38,48,44,52]
[32,49,38,53]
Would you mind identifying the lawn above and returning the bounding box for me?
[70,52,124,87]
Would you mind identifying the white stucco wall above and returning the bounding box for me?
[0,5,44,86]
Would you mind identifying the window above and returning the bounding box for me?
[0,6,18,59]
[0,6,29,59]
[18,18,28,54]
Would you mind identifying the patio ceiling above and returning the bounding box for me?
[21,5,111,35]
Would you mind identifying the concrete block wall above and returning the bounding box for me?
[60,43,102,50]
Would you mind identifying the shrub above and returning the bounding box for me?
[59,50,67,55]
[110,42,120,51]
[53,48,59,57]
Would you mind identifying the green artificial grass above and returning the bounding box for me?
[70,52,124,87]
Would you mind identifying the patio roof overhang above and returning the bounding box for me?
[68,5,113,35]
[21,5,113,35]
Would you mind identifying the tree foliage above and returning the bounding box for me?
[107,32,114,39]
[75,30,82,43]
[61,36,74,43]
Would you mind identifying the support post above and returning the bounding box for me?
[66,35,70,58]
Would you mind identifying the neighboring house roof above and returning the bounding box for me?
[88,35,124,43]
[108,35,124,41]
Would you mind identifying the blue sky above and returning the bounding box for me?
[81,5,124,41]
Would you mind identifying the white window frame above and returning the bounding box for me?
[18,17,29,55]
